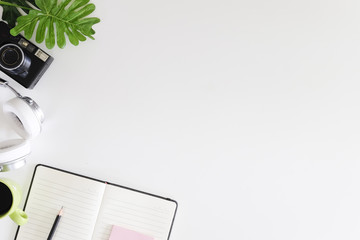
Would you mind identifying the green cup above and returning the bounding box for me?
[0,178,28,225]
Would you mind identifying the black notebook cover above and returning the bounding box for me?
[14,164,178,240]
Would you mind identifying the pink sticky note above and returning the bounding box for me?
[109,225,154,240]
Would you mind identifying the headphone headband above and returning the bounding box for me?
[0,78,23,98]
[0,78,44,124]
[0,139,30,172]
[0,78,44,171]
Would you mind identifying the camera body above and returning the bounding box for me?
[0,21,53,89]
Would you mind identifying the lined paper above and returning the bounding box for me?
[16,166,106,240]
[15,166,177,240]
[91,184,177,240]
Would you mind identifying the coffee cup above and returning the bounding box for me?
[0,178,28,225]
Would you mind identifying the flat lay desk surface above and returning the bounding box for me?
[2,1,360,239]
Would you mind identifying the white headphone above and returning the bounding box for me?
[0,78,44,172]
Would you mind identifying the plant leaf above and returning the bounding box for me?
[55,21,66,48]
[45,18,55,49]
[1,0,38,27]
[10,0,100,49]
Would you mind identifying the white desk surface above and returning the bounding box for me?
[2,1,360,239]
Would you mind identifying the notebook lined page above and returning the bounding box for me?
[16,166,106,240]
[91,184,177,240]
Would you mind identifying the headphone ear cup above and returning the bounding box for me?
[3,97,42,139]
[0,139,31,171]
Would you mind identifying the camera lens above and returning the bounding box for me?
[3,48,19,65]
[0,44,23,69]
[0,43,31,77]
[3,48,20,66]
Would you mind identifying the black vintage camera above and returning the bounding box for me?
[0,21,53,89]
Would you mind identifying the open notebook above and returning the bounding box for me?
[14,165,177,240]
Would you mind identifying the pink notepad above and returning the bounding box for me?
[109,225,154,240]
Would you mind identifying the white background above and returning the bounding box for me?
[2,0,360,239]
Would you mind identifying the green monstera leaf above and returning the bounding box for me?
[10,0,100,49]
[1,0,37,27]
